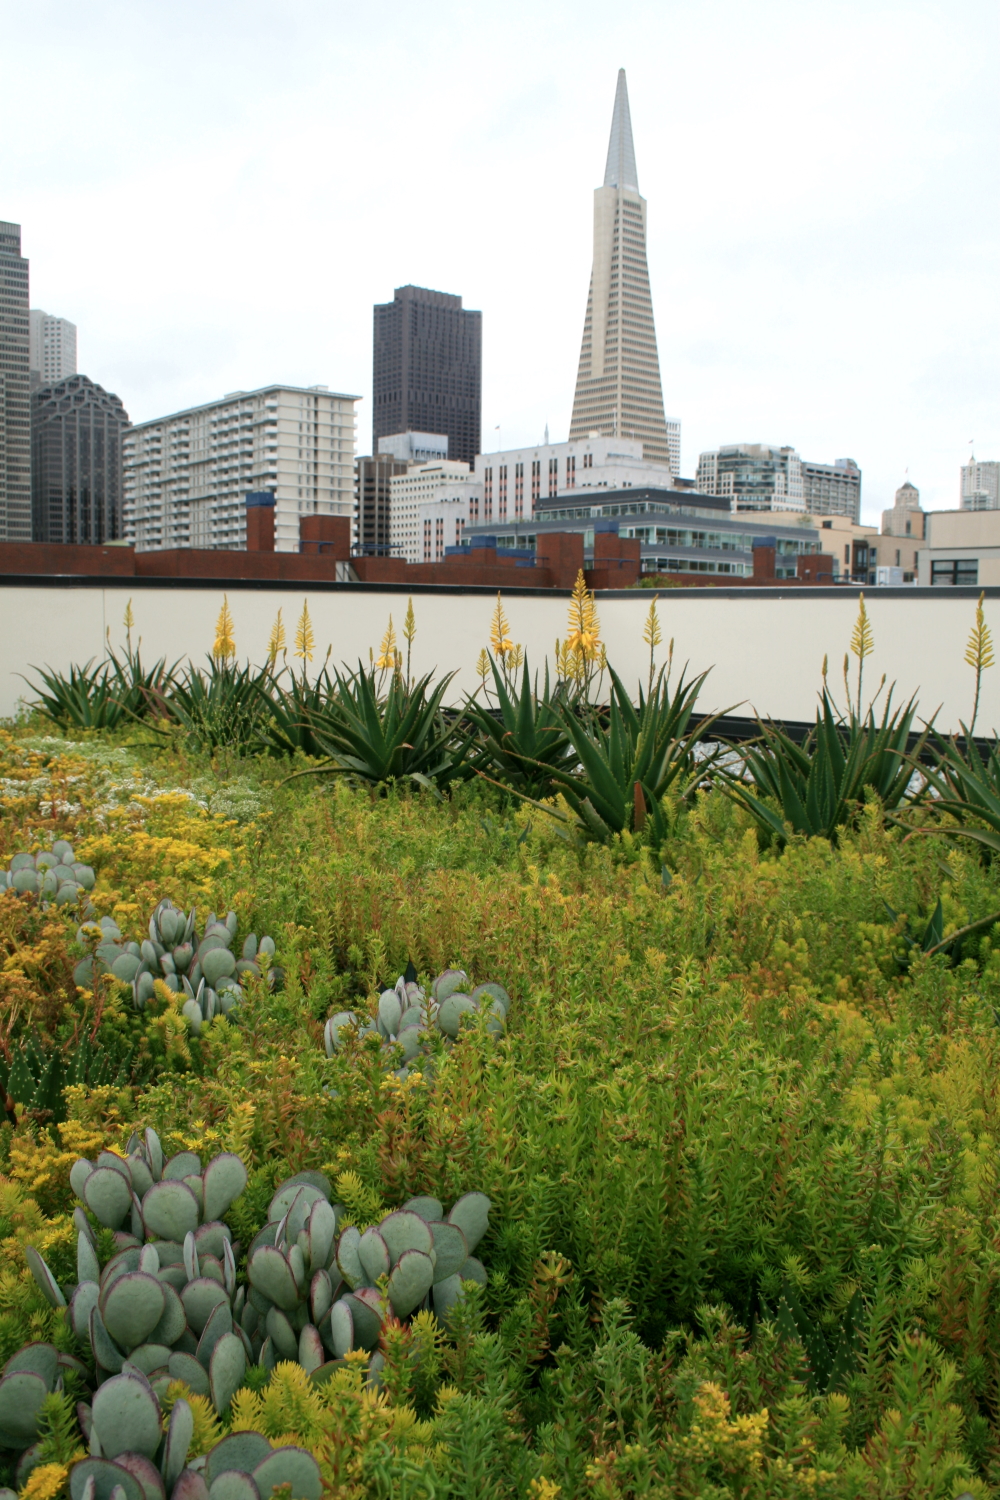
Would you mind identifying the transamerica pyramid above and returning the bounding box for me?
[568,70,674,472]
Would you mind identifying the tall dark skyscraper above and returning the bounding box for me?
[0,221,32,540]
[372,285,482,466]
[32,375,130,544]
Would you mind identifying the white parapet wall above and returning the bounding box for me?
[1,581,997,734]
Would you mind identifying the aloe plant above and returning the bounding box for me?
[464,654,574,797]
[914,730,1000,855]
[294,665,471,790]
[514,663,717,846]
[159,658,272,754]
[723,689,926,845]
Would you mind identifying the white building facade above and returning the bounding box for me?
[416,492,476,562]
[389,460,477,563]
[473,435,674,525]
[377,431,449,463]
[124,384,358,553]
[961,457,1000,511]
[696,444,805,513]
[29,311,76,387]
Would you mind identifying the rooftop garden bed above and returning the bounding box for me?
[0,581,998,1498]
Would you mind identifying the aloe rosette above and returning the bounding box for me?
[324,968,509,1079]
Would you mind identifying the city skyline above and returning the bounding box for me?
[2,0,997,524]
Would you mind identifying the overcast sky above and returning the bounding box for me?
[4,0,997,522]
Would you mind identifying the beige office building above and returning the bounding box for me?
[568,72,677,473]
[124,384,358,553]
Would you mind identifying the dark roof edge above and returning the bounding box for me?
[0,576,998,600]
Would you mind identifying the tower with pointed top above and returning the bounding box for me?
[569,71,676,474]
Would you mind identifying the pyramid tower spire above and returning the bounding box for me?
[568,72,675,473]
[604,69,638,192]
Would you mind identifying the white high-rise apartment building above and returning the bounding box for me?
[569,71,678,472]
[961,456,1000,511]
[29,310,76,386]
[474,435,675,524]
[389,460,478,563]
[124,384,359,552]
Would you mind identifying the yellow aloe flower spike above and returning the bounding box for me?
[374,615,397,671]
[403,597,416,686]
[490,593,514,658]
[476,648,490,683]
[565,570,601,662]
[212,596,236,661]
[267,608,286,664]
[642,595,662,651]
[294,599,315,662]
[965,590,995,735]
[849,591,873,715]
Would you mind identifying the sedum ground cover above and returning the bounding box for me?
[2,721,1000,1498]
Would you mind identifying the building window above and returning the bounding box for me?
[931,559,978,586]
[531,459,540,509]
[548,457,558,496]
[566,456,575,489]
[583,452,593,468]
[514,462,524,520]
[423,518,431,561]
[499,464,507,521]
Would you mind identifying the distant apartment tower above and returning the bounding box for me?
[0,221,31,540]
[568,71,678,474]
[373,286,481,466]
[29,311,76,389]
[124,384,359,552]
[696,444,805,513]
[961,456,1000,511]
[32,376,130,543]
[801,457,861,522]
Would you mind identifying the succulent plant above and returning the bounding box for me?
[67,1410,320,1500]
[0,1341,86,1453]
[324,969,509,1079]
[244,1173,491,1375]
[67,1380,322,1500]
[26,1131,250,1412]
[1,841,96,909]
[73,900,279,1033]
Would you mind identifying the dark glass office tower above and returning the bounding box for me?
[372,285,482,465]
[31,375,130,543]
[0,221,32,540]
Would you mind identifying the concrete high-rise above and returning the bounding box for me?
[372,285,482,466]
[696,444,805,512]
[961,456,1000,511]
[32,375,129,544]
[0,221,32,540]
[124,385,358,552]
[801,457,861,522]
[29,311,77,389]
[568,71,677,474]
